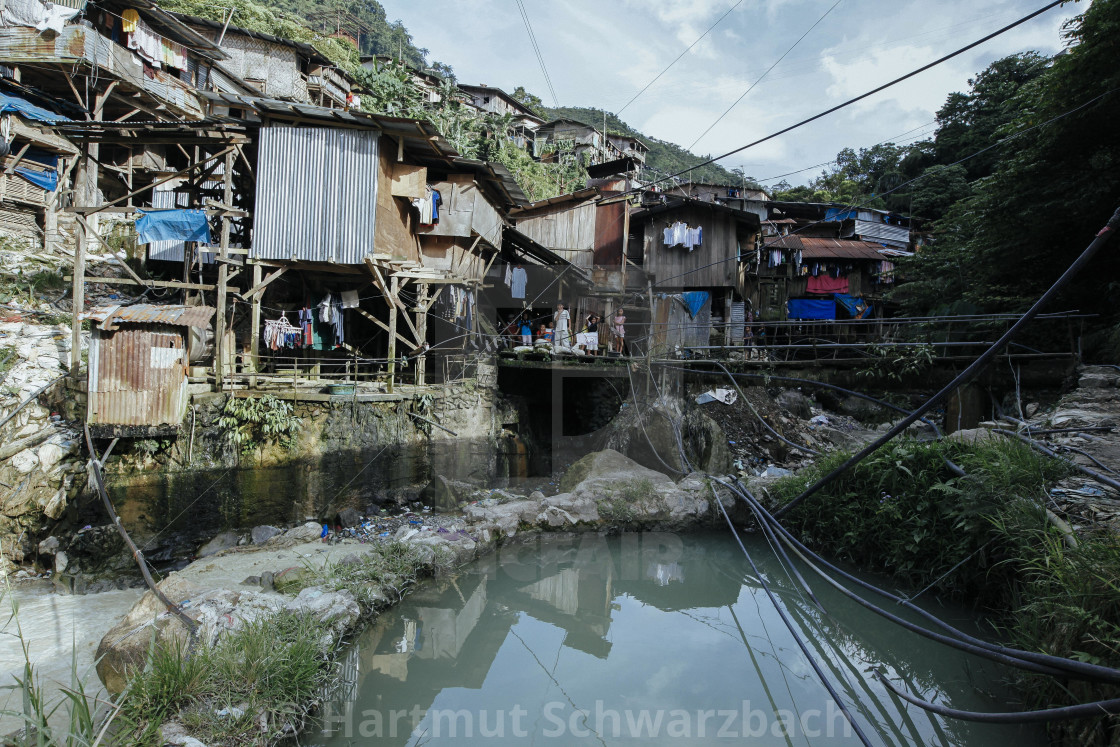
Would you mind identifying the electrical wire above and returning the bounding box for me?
[514,0,559,108]
[615,0,744,117]
[687,0,843,151]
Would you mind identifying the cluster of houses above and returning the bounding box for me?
[0,0,918,431]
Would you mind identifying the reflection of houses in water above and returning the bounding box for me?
[514,562,614,659]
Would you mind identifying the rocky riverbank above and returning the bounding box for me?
[93,449,722,745]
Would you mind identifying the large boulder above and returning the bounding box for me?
[96,575,203,695]
[560,449,673,494]
[599,399,731,474]
[775,389,812,419]
[250,525,283,544]
[197,531,240,558]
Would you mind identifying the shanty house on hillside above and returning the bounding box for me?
[533,119,611,165]
[174,13,356,108]
[664,182,769,218]
[604,133,648,165]
[457,84,541,126]
[0,89,77,252]
[628,196,761,352]
[360,55,445,104]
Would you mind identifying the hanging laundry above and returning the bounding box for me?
[510,266,527,299]
[806,274,849,295]
[298,308,313,347]
[431,189,442,224]
[412,185,442,226]
[263,313,302,351]
[340,289,360,309]
[128,19,163,68]
[318,292,333,323]
[503,262,512,289]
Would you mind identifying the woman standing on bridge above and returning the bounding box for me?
[554,303,571,349]
[612,308,626,354]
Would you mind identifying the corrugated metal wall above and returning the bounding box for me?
[252,126,379,264]
[87,325,187,426]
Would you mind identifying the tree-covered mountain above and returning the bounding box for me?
[541,105,743,186]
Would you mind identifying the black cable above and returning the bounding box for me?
[775,206,1120,519]
[723,477,1120,685]
[876,672,1120,723]
[710,483,875,746]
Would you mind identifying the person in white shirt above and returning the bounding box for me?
[553,304,571,349]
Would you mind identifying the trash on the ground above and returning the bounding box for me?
[761,466,793,478]
[696,388,737,405]
[809,415,830,427]
[1051,484,1106,498]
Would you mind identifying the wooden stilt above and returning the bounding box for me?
[387,274,399,393]
[416,282,428,385]
[249,263,261,389]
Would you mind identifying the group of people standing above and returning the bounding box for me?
[502,305,627,354]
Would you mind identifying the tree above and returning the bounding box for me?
[906,164,971,221]
[511,86,544,112]
[933,52,1050,179]
[900,0,1120,326]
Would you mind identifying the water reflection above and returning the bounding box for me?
[308,532,1044,746]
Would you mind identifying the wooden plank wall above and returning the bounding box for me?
[375,140,419,262]
[640,205,749,289]
[513,201,597,270]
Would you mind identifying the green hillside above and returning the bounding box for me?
[542,106,741,185]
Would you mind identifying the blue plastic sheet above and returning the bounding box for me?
[834,293,871,318]
[14,167,56,191]
[787,298,835,320]
[679,291,709,318]
[0,91,68,123]
[135,209,211,244]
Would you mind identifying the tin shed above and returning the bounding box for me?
[85,305,215,427]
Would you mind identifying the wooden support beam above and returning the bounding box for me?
[241,267,287,300]
[71,208,85,373]
[92,81,119,116]
[416,282,428,386]
[249,263,261,389]
[215,151,232,391]
[204,198,250,217]
[68,145,238,216]
[357,308,412,348]
[70,275,219,292]
[3,143,31,175]
[387,275,398,393]
[74,213,151,289]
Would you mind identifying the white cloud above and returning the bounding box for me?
[378,0,1084,184]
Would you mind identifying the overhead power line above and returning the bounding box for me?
[688,0,844,150]
[514,0,559,107]
[616,0,744,117]
[649,0,1066,189]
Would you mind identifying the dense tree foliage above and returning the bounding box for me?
[898,0,1120,324]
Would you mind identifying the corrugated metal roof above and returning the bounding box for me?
[252,126,378,264]
[768,235,888,260]
[82,304,215,328]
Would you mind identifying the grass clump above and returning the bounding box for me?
[276,541,450,611]
[768,437,1070,598]
[119,613,331,746]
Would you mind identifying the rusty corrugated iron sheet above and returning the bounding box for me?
[87,325,188,426]
[767,235,887,260]
[82,304,215,328]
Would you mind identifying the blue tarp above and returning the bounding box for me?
[787,298,835,320]
[0,92,69,124]
[679,291,709,318]
[14,167,56,191]
[13,147,59,191]
[834,293,871,319]
[824,207,858,222]
[136,209,211,244]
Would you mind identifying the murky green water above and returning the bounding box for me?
[307,532,1044,745]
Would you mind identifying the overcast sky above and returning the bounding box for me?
[378,0,1084,186]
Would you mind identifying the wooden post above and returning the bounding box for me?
[645,280,655,396]
[387,274,398,393]
[416,282,428,386]
[70,216,85,373]
[249,262,261,389]
[214,151,232,391]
